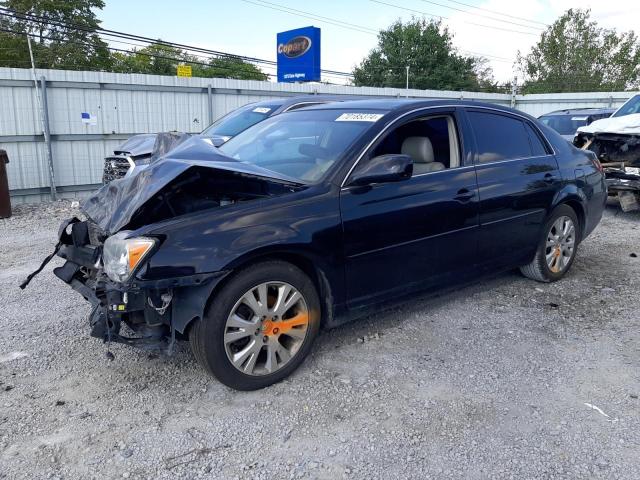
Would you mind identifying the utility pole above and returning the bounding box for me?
[27,34,56,200]
[510,75,518,109]
[405,66,410,98]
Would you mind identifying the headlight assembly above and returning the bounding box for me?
[102,232,156,283]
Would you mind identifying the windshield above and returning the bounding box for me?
[539,115,589,135]
[201,103,281,138]
[613,95,640,118]
[219,109,385,182]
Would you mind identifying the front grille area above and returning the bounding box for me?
[102,155,132,184]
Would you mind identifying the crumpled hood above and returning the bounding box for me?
[114,134,157,157]
[577,113,640,136]
[83,136,302,235]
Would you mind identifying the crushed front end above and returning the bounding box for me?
[21,137,303,355]
[575,132,640,212]
[49,217,224,354]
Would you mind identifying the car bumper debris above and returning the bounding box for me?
[575,132,640,211]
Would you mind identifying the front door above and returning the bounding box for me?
[340,109,480,308]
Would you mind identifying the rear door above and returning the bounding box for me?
[464,108,562,269]
[340,108,480,308]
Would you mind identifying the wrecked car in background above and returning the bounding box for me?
[538,107,614,141]
[24,100,606,391]
[102,95,360,184]
[574,94,640,211]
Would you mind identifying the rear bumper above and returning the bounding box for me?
[605,170,640,193]
[54,218,228,351]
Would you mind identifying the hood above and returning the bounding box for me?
[577,113,640,136]
[83,136,303,235]
[150,131,193,162]
[114,134,157,157]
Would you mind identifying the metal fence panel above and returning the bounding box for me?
[1,67,636,203]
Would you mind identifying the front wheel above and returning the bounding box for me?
[520,204,580,282]
[191,261,321,390]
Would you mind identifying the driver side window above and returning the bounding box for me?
[369,115,461,175]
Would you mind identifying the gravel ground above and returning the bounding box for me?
[1,201,639,480]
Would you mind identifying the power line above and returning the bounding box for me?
[237,0,518,65]
[0,7,354,77]
[0,26,273,79]
[416,0,544,31]
[241,0,378,35]
[369,0,539,36]
[0,4,520,83]
[439,0,549,27]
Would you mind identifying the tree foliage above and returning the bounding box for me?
[0,0,267,80]
[0,0,111,70]
[352,18,498,91]
[111,43,267,80]
[519,9,640,93]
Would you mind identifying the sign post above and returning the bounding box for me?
[277,26,321,83]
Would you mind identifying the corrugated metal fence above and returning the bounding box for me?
[0,67,635,203]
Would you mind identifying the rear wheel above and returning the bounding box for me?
[191,261,321,390]
[520,204,580,282]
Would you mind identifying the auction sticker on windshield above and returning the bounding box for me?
[336,113,384,122]
[253,107,272,114]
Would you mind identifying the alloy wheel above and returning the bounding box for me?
[545,216,576,273]
[223,281,309,376]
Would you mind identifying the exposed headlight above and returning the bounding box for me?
[133,155,153,166]
[102,232,156,283]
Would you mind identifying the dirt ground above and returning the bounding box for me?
[1,201,639,480]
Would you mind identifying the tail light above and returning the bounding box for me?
[588,152,604,173]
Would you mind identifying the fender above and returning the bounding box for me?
[551,184,589,238]
[552,184,587,213]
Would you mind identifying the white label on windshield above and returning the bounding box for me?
[571,116,588,121]
[336,113,384,122]
[253,107,272,114]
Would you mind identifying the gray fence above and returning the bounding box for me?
[0,67,635,203]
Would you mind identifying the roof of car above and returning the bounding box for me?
[540,107,616,116]
[251,95,375,109]
[301,98,532,116]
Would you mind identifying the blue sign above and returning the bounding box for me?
[277,26,321,83]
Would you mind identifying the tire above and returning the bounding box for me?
[520,204,581,283]
[191,261,321,390]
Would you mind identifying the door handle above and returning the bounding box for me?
[454,188,475,202]
[543,173,557,183]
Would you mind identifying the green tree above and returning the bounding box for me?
[353,18,498,91]
[111,43,186,75]
[111,42,268,80]
[519,9,640,93]
[193,56,268,81]
[0,0,112,70]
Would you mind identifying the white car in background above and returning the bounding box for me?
[574,94,640,211]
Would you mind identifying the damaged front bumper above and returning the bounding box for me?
[575,132,640,211]
[50,218,227,353]
[605,170,640,212]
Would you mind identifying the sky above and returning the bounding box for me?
[99,0,640,84]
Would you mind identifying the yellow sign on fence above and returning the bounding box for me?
[177,65,192,78]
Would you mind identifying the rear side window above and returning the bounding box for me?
[467,111,532,163]
[525,123,549,156]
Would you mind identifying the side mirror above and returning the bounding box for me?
[210,136,227,148]
[348,154,413,186]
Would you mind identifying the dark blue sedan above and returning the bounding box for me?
[42,99,607,390]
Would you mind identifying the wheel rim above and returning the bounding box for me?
[545,216,576,273]
[223,281,309,376]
